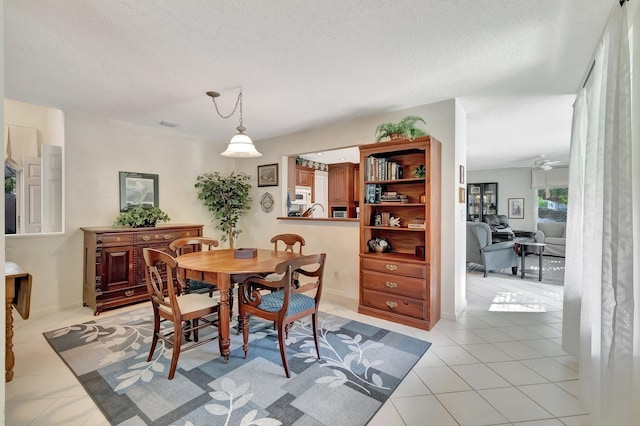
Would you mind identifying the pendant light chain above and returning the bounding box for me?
[208,86,261,157]
[211,88,243,121]
[238,90,244,129]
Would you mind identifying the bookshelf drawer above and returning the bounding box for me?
[362,270,425,298]
[362,289,426,320]
[362,258,425,278]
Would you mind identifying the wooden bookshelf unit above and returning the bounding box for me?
[358,136,441,330]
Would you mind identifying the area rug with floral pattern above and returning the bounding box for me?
[43,308,431,426]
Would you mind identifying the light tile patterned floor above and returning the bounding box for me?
[5,273,591,425]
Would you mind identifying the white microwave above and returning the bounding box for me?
[293,186,312,204]
[332,211,347,218]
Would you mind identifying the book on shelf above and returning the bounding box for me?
[408,218,426,229]
[381,192,407,199]
[366,156,404,181]
[380,199,410,204]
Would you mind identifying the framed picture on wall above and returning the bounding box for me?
[119,171,159,211]
[508,198,525,219]
[257,163,279,187]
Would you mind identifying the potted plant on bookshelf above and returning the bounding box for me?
[113,205,170,228]
[375,115,428,142]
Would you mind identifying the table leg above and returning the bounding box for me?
[520,245,526,279]
[6,297,14,382]
[217,274,231,363]
[538,248,543,281]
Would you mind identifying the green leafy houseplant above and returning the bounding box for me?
[113,205,170,228]
[375,115,428,142]
[195,171,252,249]
[413,164,426,178]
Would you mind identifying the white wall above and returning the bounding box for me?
[233,100,463,319]
[453,100,468,318]
[5,110,230,315]
[467,167,536,231]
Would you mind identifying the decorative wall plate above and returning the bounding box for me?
[260,192,274,213]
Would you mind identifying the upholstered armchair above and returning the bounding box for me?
[467,222,519,277]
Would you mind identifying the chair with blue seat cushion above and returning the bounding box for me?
[169,237,219,297]
[271,233,305,254]
[238,253,326,378]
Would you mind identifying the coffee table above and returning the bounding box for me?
[514,239,546,281]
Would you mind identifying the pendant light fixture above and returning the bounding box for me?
[207,87,262,157]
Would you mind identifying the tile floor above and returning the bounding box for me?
[5,272,590,425]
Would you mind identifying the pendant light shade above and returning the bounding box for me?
[221,126,262,157]
[207,88,262,158]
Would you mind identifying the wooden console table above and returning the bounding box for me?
[5,261,32,382]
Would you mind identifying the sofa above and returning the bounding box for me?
[536,222,566,257]
[466,222,519,277]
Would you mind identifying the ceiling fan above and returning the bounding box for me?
[530,155,568,171]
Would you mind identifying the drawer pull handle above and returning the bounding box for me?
[385,281,397,289]
[142,235,151,241]
[125,290,134,297]
[386,301,398,309]
[385,264,398,271]
[163,234,172,239]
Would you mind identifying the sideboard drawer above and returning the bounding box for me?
[135,229,200,244]
[362,258,426,278]
[361,289,427,320]
[97,284,148,302]
[362,270,426,299]
[96,233,135,246]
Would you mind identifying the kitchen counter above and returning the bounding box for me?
[277,217,359,223]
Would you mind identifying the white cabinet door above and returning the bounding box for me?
[42,145,63,232]
[23,156,41,233]
[313,170,328,218]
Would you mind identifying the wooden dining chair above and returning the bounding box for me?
[271,233,306,254]
[142,248,219,380]
[169,237,219,297]
[238,253,326,378]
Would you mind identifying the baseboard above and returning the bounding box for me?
[323,287,358,300]
[441,299,468,321]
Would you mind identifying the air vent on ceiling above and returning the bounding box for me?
[159,121,178,128]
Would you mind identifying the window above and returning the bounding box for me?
[537,187,568,222]
[5,164,17,234]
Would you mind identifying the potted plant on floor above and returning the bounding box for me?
[195,171,252,248]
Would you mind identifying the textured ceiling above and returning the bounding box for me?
[4,1,612,170]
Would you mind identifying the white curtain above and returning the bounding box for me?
[563,3,639,425]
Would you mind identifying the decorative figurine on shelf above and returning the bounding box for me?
[389,216,401,227]
[413,164,426,178]
[368,237,390,253]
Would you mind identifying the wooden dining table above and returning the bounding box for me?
[175,248,301,362]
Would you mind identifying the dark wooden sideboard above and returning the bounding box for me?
[81,224,203,315]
